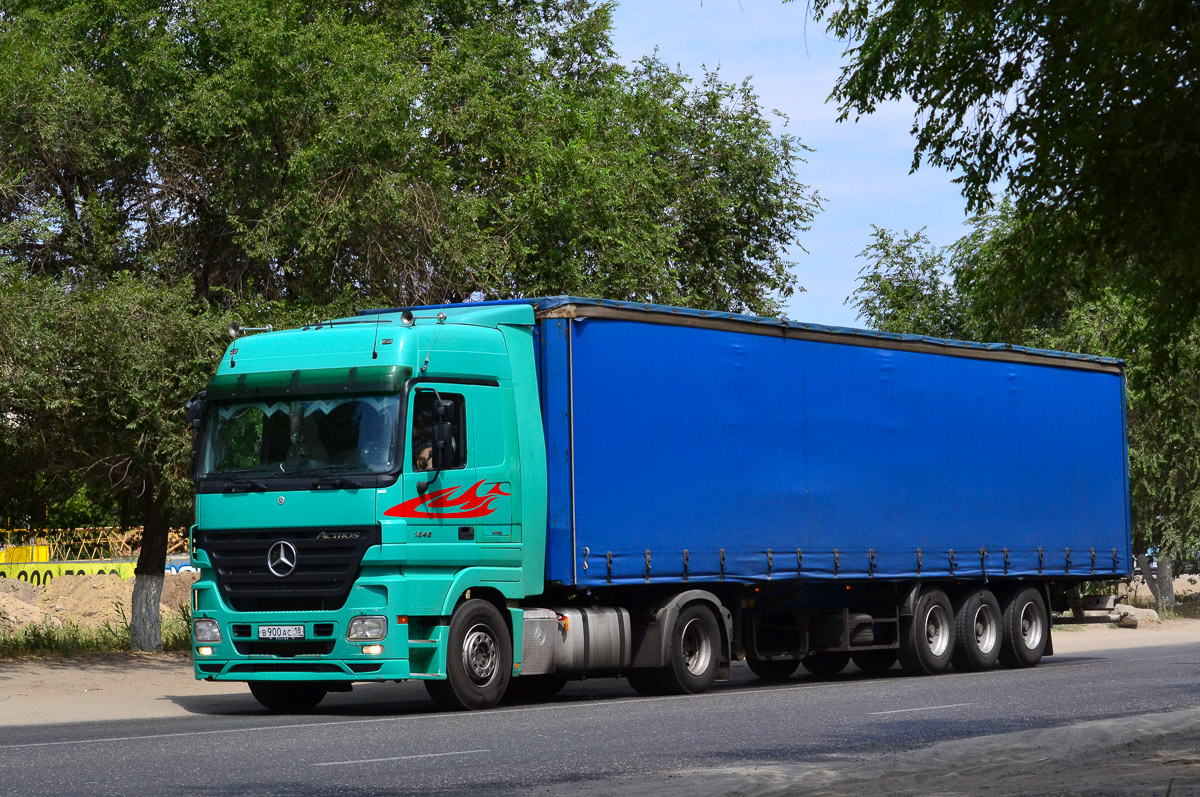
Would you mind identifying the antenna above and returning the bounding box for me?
[419,313,447,374]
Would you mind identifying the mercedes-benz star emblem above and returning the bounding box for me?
[267,540,298,577]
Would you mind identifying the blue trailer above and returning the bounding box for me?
[189,297,1130,711]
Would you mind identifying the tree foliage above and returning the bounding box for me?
[1,0,819,314]
[808,0,1200,338]
[0,0,820,646]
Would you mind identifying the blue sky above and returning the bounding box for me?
[608,1,971,328]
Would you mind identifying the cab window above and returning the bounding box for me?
[411,390,467,471]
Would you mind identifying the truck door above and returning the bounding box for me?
[467,384,514,542]
[382,384,511,545]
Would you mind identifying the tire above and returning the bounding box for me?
[951,588,1002,672]
[898,587,955,675]
[851,649,898,675]
[248,681,328,712]
[424,599,512,710]
[626,670,666,696]
[501,674,568,704]
[800,651,850,677]
[655,604,720,695]
[999,585,1048,668]
[746,655,800,681]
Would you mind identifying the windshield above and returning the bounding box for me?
[202,394,401,477]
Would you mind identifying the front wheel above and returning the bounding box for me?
[425,599,512,710]
[248,681,328,713]
[899,587,955,675]
[999,585,1048,668]
[656,604,720,695]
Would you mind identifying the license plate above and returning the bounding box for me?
[258,625,305,640]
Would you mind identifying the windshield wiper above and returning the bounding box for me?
[311,474,364,490]
[223,478,270,493]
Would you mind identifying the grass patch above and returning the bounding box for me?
[0,603,193,657]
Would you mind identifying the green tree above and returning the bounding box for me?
[0,0,821,647]
[807,0,1200,339]
[847,226,966,339]
[0,268,235,647]
[2,1,819,314]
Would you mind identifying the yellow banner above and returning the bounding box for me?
[0,561,137,584]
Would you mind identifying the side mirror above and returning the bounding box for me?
[184,390,207,481]
[430,420,452,470]
[185,390,207,429]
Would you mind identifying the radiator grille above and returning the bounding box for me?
[195,525,379,612]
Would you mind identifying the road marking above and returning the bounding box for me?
[314,749,488,767]
[868,703,973,716]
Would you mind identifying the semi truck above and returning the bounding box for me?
[186,297,1131,711]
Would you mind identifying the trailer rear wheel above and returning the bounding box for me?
[952,588,1002,671]
[999,585,1048,668]
[655,604,720,694]
[248,681,327,713]
[899,587,954,675]
[746,655,800,681]
[424,599,512,710]
[800,652,850,677]
[851,649,898,675]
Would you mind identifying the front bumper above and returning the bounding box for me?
[191,574,448,682]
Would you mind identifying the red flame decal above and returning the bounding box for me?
[385,481,510,519]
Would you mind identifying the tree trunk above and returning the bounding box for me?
[1136,552,1160,605]
[131,483,170,651]
[1136,552,1176,611]
[1066,585,1085,620]
[1155,555,1176,610]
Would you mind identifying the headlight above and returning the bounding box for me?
[194,618,222,643]
[347,616,388,641]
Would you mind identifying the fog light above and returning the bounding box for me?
[197,646,214,656]
[347,616,388,641]
[362,644,384,655]
[194,618,222,643]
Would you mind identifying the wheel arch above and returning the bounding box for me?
[632,589,732,670]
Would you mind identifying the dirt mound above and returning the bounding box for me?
[0,578,38,604]
[0,572,199,630]
[0,592,51,627]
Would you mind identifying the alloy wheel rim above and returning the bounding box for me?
[463,624,498,685]
[974,604,999,654]
[680,617,713,676]
[1019,602,1044,650]
[924,603,950,657]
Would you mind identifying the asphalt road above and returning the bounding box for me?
[2,639,1198,797]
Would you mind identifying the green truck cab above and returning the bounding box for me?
[190,304,547,710]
